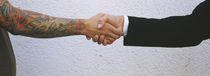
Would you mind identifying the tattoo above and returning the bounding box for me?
[0,0,85,38]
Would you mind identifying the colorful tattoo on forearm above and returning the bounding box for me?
[0,0,85,38]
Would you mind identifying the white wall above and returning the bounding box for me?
[8,0,210,76]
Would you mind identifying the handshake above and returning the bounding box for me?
[81,13,124,46]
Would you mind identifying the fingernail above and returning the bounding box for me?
[94,35,99,39]
[98,24,102,28]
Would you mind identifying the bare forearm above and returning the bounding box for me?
[14,10,86,38]
[0,0,85,38]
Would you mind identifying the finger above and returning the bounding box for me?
[93,35,99,42]
[98,15,109,29]
[86,36,91,40]
[99,27,120,39]
[103,39,113,46]
[106,31,121,39]
[99,35,105,43]
[103,39,108,46]
[94,13,105,19]
[94,13,106,29]
[97,35,103,45]
[106,23,123,36]
[105,37,116,42]
[106,40,113,45]
[106,36,116,45]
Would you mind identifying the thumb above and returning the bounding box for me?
[98,15,109,29]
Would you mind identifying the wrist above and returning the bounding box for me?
[78,19,87,35]
[119,16,124,34]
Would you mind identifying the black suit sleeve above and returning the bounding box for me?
[124,0,210,47]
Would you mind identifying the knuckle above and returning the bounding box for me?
[117,35,120,39]
[99,13,104,15]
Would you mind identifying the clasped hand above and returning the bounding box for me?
[82,13,124,46]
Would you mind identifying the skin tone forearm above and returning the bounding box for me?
[0,0,85,38]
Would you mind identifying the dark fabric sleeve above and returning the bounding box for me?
[124,0,210,47]
[0,28,16,76]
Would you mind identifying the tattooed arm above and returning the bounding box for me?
[0,0,89,38]
[0,0,121,45]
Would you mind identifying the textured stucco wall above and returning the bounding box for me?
[8,0,210,76]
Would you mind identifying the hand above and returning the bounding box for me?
[92,14,124,45]
[82,13,122,45]
[94,23,123,45]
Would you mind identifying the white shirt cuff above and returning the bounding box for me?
[123,16,129,36]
